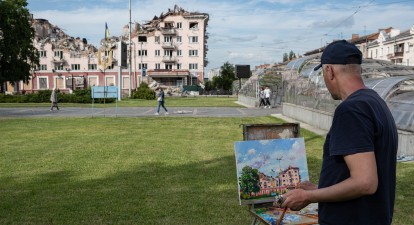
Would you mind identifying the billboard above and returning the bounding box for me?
[235,65,251,78]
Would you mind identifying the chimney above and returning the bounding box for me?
[352,34,359,40]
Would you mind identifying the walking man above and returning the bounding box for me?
[155,88,169,115]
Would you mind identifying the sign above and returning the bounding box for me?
[91,86,118,99]
[235,65,251,78]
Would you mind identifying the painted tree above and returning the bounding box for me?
[288,50,296,60]
[0,0,39,90]
[239,166,260,197]
[282,53,289,62]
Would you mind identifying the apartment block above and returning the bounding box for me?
[7,5,209,96]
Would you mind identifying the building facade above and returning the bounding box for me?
[6,5,209,96]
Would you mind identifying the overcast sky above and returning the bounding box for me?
[27,0,414,71]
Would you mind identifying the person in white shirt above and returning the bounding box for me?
[263,86,271,108]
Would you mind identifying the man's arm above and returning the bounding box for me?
[282,151,378,210]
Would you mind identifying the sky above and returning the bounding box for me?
[27,0,414,71]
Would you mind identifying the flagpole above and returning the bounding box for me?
[128,0,132,97]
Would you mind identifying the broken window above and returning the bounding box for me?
[165,64,173,70]
[71,64,80,70]
[138,36,147,42]
[155,63,161,69]
[176,63,182,69]
[39,50,47,57]
[177,36,182,43]
[165,22,174,28]
[155,36,160,43]
[54,50,63,59]
[39,64,47,70]
[88,64,97,70]
[189,50,198,56]
[177,50,182,56]
[138,50,147,56]
[138,63,148,69]
[38,77,48,89]
[164,36,172,43]
[176,22,182,29]
[155,50,160,56]
[189,63,198,70]
[55,64,64,70]
[189,22,198,29]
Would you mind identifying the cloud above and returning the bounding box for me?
[247,148,256,155]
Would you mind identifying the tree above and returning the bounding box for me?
[239,166,260,197]
[283,53,288,62]
[203,80,214,91]
[288,50,296,60]
[212,62,236,91]
[0,0,39,90]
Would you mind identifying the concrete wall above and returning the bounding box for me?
[282,102,414,157]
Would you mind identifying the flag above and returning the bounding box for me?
[105,22,110,42]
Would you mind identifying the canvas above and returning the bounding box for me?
[234,138,309,205]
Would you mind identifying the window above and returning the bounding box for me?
[189,63,198,70]
[189,22,198,29]
[155,50,160,56]
[165,64,173,70]
[164,36,172,43]
[38,77,48,89]
[164,50,173,56]
[122,76,130,89]
[176,22,182,29]
[176,64,182,69]
[88,64,97,70]
[177,36,182,43]
[165,22,173,28]
[189,50,198,56]
[54,50,63,59]
[155,36,160,43]
[39,64,47,70]
[39,50,47,57]
[155,63,161,69]
[189,36,198,43]
[138,63,148,69]
[71,64,80,70]
[138,50,148,56]
[138,36,147,42]
[55,77,65,89]
[105,76,115,86]
[177,50,182,56]
[88,76,98,87]
[54,65,63,70]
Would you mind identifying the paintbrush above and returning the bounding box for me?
[277,207,287,225]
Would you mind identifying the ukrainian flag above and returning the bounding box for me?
[105,23,110,42]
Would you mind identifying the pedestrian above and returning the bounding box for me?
[155,88,169,115]
[280,40,398,225]
[258,86,265,108]
[50,88,59,111]
[263,86,271,108]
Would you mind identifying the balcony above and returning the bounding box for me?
[51,56,66,64]
[387,52,404,59]
[147,69,190,77]
[162,56,177,63]
[162,42,176,49]
[161,28,177,35]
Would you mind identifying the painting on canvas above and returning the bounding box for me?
[234,137,309,205]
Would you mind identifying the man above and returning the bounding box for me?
[281,40,398,225]
[263,86,271,108]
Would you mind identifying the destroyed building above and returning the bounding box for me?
[7,5,209,96]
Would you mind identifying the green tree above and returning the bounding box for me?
[283,53,288,62]
[288,50,296,60]
[204,80,214,91]
[239,166,260,197]
[0,0,39,90]
[212,62,236,91]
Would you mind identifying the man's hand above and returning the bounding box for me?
[281,189,311,211]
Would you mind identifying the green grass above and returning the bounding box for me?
[0,117,412,224]
[0,96,240,108]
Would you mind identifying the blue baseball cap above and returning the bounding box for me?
[314,40,362,71]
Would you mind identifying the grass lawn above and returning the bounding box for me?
[0,116,412,224]
[0,96,240,108]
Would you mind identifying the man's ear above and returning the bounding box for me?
[325,65,335,80]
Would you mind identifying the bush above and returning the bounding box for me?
[131,83,156,100]
[0,88,114,104]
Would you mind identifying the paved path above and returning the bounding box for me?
[0,106,282,118]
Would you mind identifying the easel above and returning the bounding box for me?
[241,123,301,225]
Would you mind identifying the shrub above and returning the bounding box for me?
[131,83,156,100]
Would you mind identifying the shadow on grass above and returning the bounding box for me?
[0,156,252,225]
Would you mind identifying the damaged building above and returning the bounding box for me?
[7,5,209,96]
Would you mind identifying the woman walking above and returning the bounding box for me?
[50,88,59,111]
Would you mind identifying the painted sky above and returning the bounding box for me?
[234,138,309,181]
[27,0,414,70]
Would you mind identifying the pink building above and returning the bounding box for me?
[7,5,209,97]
